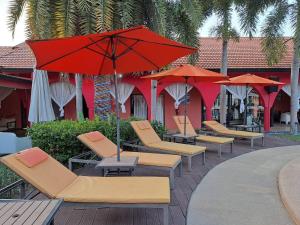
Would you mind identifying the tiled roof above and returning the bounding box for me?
[0,42,35,69]
[0,46,13,57]
[0,37,294,70]
[174,37,293,69]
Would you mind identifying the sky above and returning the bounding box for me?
[0,1,294,46]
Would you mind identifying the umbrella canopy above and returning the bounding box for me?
[26,26,196,75]
[143,64,227,82]
[216,73,284,86]
[26,26,196,161]
[143,64,227,135]
[28,69,55,123]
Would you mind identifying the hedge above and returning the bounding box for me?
[27,115,166,163]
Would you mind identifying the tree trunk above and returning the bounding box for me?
[219,39,228,124]
[290,42,300,134]
[75,74,83,120]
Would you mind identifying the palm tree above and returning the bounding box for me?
[260,0,299,134]
[210,0,274,124]
[209,0,238,125]
[7,0,205,119]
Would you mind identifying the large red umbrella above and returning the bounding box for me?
[26,25,196,161]
[216,73,284,125]
[143,64,227,135]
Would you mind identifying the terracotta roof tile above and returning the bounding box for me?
[0,43,35,69]
[174,37,293,69]
[0,37,294,70]
[0,46,13,57]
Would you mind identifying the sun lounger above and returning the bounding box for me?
[0,147,170,225]
[203,120,264,148]
[76,131,182,188]
[131,120,206,171]
[173,116,234,157]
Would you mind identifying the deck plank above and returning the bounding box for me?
[3,201,32,225]
[13,201,42,225]
[23,200,50,225]
[0,202,24,224]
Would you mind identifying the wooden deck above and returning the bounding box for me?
[52,135,298,225]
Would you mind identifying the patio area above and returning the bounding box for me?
[47,135,299,225]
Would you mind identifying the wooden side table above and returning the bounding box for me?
[96,156,138,176]
[0,199,62,225]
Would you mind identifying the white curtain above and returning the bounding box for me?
[110,82,134,113]
[165,83,193,109]
[133,95,148,119]
[0,87,13,108]
[28,69,55,123]
[226,86,252,113]
[282,84,300,110]
[156,95,164,124]
[50,81,76,117]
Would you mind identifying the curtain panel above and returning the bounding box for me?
[50,81,76,117]
[226,86,253,113]
[110,82,135,113]
[165,83,193,109]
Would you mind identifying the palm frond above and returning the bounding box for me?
[55,0,77,37]
[115,0,135,29]
[261,1,289,65]
[7,0,28,37]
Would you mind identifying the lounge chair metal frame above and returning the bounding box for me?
[163,132,233,158]
[68,150,182,189]
[123,141,204,172]
[218,133,264,149]
[195,138,233,158]
[63,202,169,225]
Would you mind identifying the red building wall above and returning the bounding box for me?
[0,91,22,128]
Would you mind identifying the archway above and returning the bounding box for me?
[157,82,203,131]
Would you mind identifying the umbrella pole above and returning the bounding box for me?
[184,77,188,136]
[244,84,248,125]
[113,60,121,162]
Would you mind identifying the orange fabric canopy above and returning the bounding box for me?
[142,64,227,82]
[216,73,284,86]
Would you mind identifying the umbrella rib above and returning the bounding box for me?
[115,40,140,60]
[88,37,112,58]
[118,39,160,70]
[116,36,196,51]
[98,38,112,75]
[85,46,111,58]
[37,36,108,69]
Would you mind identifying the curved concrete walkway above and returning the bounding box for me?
[187,146,300,225]
[279,158,300,225]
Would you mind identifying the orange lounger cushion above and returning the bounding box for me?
[85,131,105,142]
[120,151,181,167]
[203,120,263,138]
[16,147,49,168]
[56,176,170,204]
[148,141,205,155]
[196,135,234,144]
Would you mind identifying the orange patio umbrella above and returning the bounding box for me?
[216,73,284,86]
[216,73,284,124]
[143,64,228,135]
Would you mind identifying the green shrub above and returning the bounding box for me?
[27,114,167,163]
[0,164,19,189]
